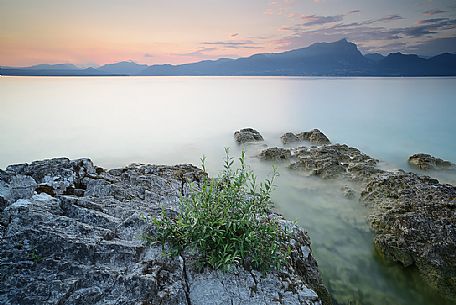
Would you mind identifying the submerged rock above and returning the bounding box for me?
[234,128,264,144]
[408,153,453,170]
[259,147,292,161]
[361,172,456,299]
[281,129,330,145]
[0,158,329,305]
[341,185,355,199]
[289,144,381,181]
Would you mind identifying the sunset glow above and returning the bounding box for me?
[1,0,455,67]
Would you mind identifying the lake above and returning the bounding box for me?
[1,76,455,305]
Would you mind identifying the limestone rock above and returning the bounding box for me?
[234,128,264,144]
[297,129,331,145]
[408,153,453,170]
[289,144,381,181]
[0,158,328,305]
[281,132,300,144]
[361,172,456,299]
[259,148,292,161]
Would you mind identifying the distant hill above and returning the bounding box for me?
[0,67,124,76]
[364,53,385,62]
[1,39,455,76]
[98,61,148,75]
[141,39,372,76]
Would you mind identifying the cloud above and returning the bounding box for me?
[401,18,456,37]
[423,9,447,16]
[202,40,261,49]
[300,14,344,26]
[174,47,217,57]
[374,15,404,23]
[275,11,456,55]
[407,36,456,56]
[417,18,449,25]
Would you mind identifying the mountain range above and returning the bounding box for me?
[1,39,455,76]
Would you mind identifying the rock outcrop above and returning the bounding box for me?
[281,133,300,144]
[258,128,456,301]
[259,148,292,161]
[281,130,330,145]
[0,158,329,305]
[289,144,381,181]
[234,128,264,144]
[361,171,456,299]
[408,153,453,170]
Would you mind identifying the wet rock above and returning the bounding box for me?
[0,158,328,305]
[361,172,456,299]
[289,144,381,181]
[281,130,330,145]
[259,147,292,161]
[234,128,264,144]
[281,132,300,144]
[408,153,453,170]
[297,129,331,145]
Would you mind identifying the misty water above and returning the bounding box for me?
[1,76,455,305]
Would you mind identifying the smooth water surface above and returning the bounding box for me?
[1,76,455,304]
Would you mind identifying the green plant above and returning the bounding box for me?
[148,149,290,272]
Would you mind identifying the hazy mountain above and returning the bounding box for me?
[364,53,385,62]
[0,67,122,76]
[141,39,372,76]
[26,63,80,70]
[98,61,148,75]
[2,40,456,76]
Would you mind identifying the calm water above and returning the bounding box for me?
[1,76,455,305]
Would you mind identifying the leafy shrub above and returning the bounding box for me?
[149,149,290,272]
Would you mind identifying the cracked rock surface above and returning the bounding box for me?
[0,157,328,305]
[361,171,456,299]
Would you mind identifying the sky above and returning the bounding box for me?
[1,0,455,67]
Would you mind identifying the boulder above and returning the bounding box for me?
[361,171,456,299]
[281,132,300,144]
[289,144,381,181]
[259,148,292,161]
[0,158,329,305]
[408,153,453,170]
[281,130,330,145]
[297,130,330,145]
[234,128,264,144]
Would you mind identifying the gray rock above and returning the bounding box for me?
[259,148,292,161]
[281,132,300,144]
[361,172,456,300]
[9,175,37,202]
[408,153,453,170]
[289,144,380,181]
[234,128,264,144]
[281,130,330,145]
[0,158,329,305]
[297,130,331,145]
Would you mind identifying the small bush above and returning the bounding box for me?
[149,149,290,272]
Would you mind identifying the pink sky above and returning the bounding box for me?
[1,0,455,67]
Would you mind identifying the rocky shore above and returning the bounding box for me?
[251,128,456,301]
[0,157,329,305]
